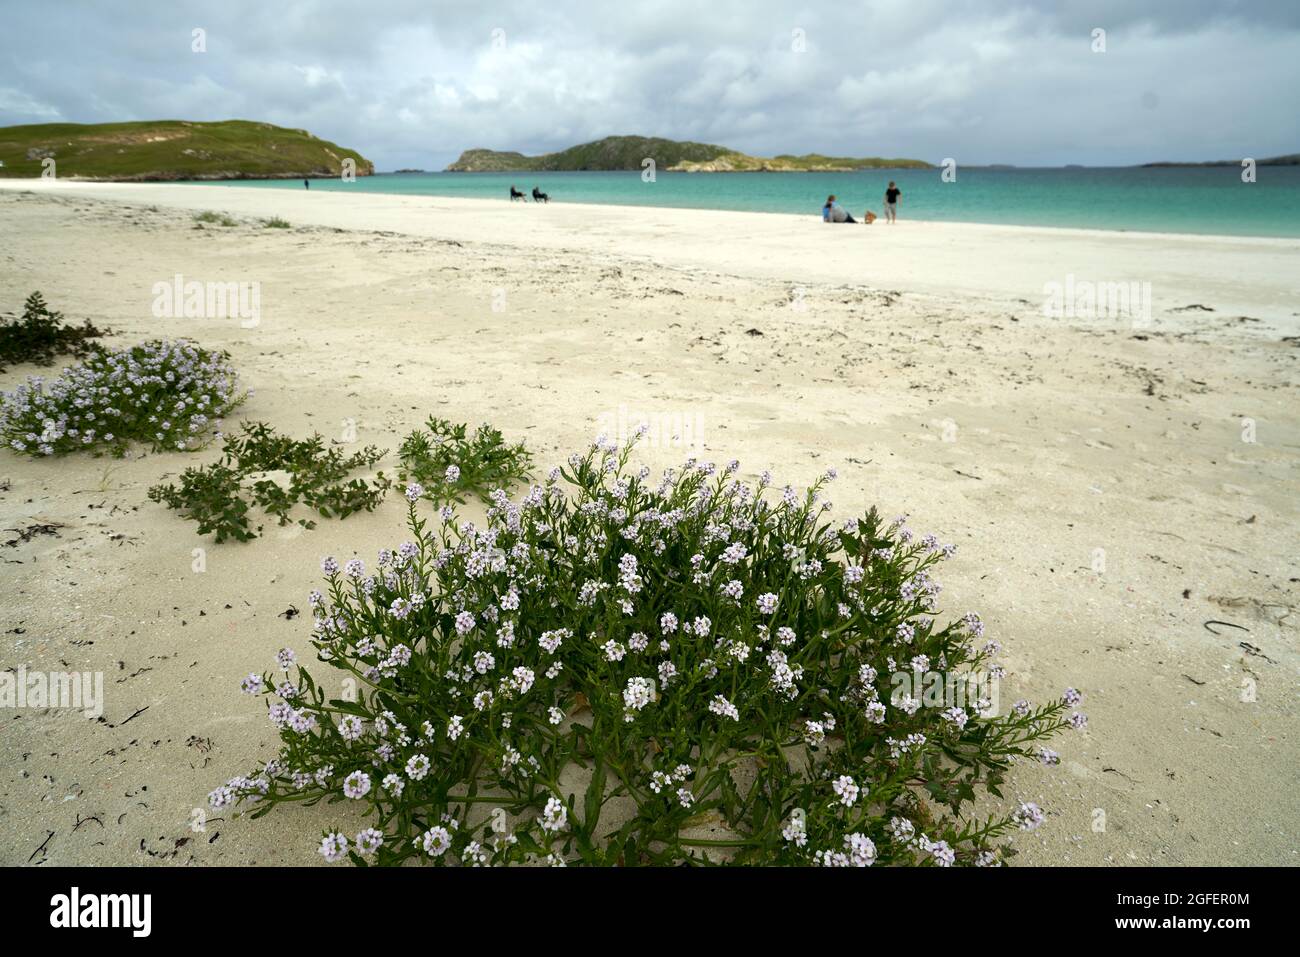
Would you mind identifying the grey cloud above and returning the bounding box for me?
[1,0,1296,169]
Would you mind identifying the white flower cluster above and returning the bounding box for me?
[1,338,240,456]
[218,438,1077,867]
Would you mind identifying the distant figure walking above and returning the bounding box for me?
[510,185,526,201]
[532,186,549,203]
[304,179,310,190]
[884,181,901,223]
[821,194,857,223]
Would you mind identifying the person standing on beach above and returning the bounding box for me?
[304,179,310,190]
[884,181,901,223]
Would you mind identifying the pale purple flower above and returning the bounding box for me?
[355,828,384,856]
[832,775,860,806]
[511,666,535,695]
[406,753,431,780]
[318,832,348,863]
[942,706,968,728]
[540,796,567,832]
[421,826,452,856]
[844,832,876,867]
[930,840,955,866]
[343,770,371,799]
[708,694,739,721]
[1013,801,1046,831]
[720,542,747,564]
[623,677,654,713]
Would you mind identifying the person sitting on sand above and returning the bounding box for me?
[532,186,549,203]
[863,209,877,224]
[821,194,857,224]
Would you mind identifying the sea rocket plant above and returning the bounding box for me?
[0,338,242,456]
[397,416,532,505]
[217,433,1082,866]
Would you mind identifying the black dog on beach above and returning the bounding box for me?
[510,185,526,201]
[532,186,549,203]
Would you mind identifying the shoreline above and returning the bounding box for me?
[3,177,1298,245]
[3,179,1296,335]
[208,180,1300,244]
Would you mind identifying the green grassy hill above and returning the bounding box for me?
[448,137,732,171]
[0,119,374,180]
[686,151,931,171]
[447,136,930,172]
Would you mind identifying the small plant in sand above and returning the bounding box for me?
[397,416,532,505]
[194,210,237,227]
[0,338,242,457]
[212,433,1084,866]
[263,216,291,229]
[0,291,107,371]
[148,421,392,543]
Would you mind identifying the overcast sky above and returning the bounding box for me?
[2,0,1296,169]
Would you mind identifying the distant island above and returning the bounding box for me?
[0,119,374,181]
[1140,153,1299,167]
[447,136,931,172]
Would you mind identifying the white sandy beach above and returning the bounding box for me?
[0,179,1296,866]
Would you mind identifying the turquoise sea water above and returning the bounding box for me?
[210,166,1300,238]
